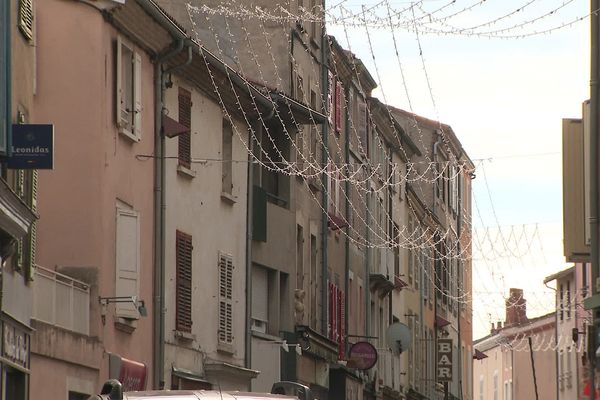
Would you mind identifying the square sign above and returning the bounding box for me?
[437,338,453,382]
[8,124,54,169]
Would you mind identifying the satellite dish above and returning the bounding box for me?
[386,322,411,355]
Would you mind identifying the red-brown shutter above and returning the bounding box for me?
[178,87,192,169]
[176,230,193,332]
[338,288,345,359]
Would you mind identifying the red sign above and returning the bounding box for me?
[119,357,147,391]
[347,341,378,370]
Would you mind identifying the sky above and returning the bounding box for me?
[326,0,590,339]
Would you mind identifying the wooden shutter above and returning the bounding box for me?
[335,81,342,134]
[178,87,192,168]
[116,208,140,318]
[218,253,234,344]
[133,51,142,140]
[176,230,193,332]
[116,37,124,128]
[358,101,367,153]
[26,170,38,281]
[18,0,33,41]
[328,71,334,125]
[338,288,345,358]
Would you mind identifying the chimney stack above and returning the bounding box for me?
[505,288,527,327]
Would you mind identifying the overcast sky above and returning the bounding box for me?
[327,0,590,339]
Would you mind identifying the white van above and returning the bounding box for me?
[89,380,313,400]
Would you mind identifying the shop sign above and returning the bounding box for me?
[437,339,452,382]
[347,341,377,370]
[2,322,29,369]
[109,353,147,391]
[8,124,54,169]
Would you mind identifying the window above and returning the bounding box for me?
[493,371,498,400]
[116,36,142,141]
[221,118,233,194]
[310,234,318,329]
[479,376,484,400]
[115,205,140,319]
[257,123,290,206]
[178,87,192,168]
[251,266,269,334]
[0,0,8,154]
[175,230,192,332]
[296,225,304,289]
[218,253,234,345]
[503,381,511,400]
[327,281,345,358]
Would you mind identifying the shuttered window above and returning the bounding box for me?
[335,81,342,134]
[218,253,234,344]
[115,206,140,318]
[116,36,142,141]
[0,0,7,154]
[178,87,191,168]
[175,230,193,332]
[357,100,367,154]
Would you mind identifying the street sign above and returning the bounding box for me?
[437,338,453,382]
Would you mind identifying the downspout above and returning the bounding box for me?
[321,25,329,336]
[544,280,559,400]
[590,4,599,400]
[344,84,350,353]
[152,40,191,390]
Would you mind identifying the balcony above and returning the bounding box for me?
[32,266,90,335]
[370,248,395,295]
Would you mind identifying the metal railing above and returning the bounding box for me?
[32,266,90,335]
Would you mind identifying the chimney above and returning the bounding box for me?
[505,288,527,327]
[490,322,496,335]
[497,321,503,330]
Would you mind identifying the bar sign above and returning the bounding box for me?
[437,338,453,382]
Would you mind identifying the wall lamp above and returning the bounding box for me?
[99,296,147,322]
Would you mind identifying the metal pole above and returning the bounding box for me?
[528,337,540,400]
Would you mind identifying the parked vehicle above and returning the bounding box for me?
[89,380,313,400]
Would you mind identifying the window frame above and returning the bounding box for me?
[116,35,142,142]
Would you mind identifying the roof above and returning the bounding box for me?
[543,266,575,284]
[474,311,555,352]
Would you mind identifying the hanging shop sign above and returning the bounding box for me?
[437,338,453,382]
[109,353,147,391]
[8,124,54,169]
[347,341,378,370]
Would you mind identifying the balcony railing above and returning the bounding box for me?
[32,266,90,335]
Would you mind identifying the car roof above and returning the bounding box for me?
[123,391,298,400]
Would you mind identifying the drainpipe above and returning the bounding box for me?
[344,84,350,353]
[245,121,255,378]
[591,2,599,397]
[321,24,329,336]
[152,40,191,390]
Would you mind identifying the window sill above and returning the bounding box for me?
[174,330,196,342]
[217,342,234,355]
[114,317,138,334]
[220,192,237,205]
[118,127,141,143]
[177,164,196,179]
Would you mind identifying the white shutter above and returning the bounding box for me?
[218,253,234,344]
[115,207,140,318]
[116,36,123,128]
[133,51,142,140]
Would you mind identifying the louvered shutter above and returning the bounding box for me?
[218,253,234,344]
[116,37,124,128]
[358,101,367,153]
[0,3,6,154]
[26,170,38,281]
[176,230,193,332]
[335,81,342,134]
[338,288,345,358]
[116,208,140,318]
[328,72,334,125]
[18,0,33,41]
[178,88,191,168]
[133,51,142,140]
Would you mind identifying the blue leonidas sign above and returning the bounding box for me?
[7,124,54,169]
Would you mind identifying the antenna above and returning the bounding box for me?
[386,322,411,355]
